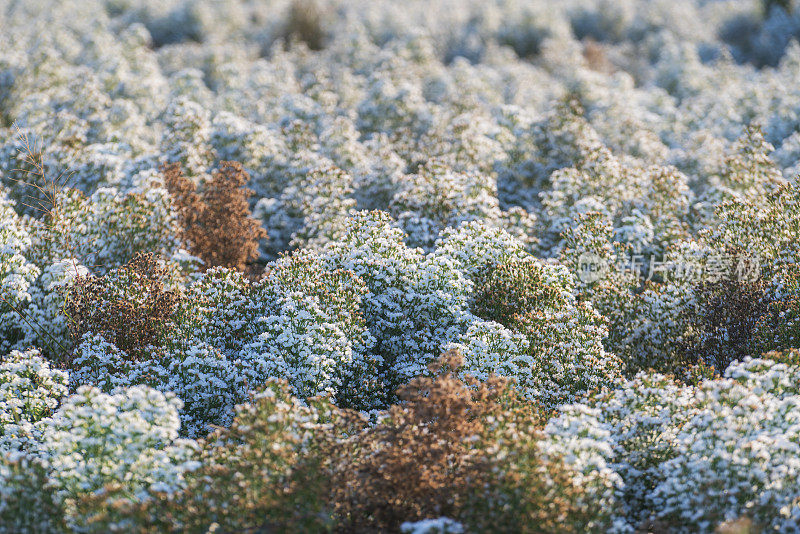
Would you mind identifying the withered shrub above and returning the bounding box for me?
[285,0,326,51]
[163,161,266,272]
[64,252,181,360]
[762,347,800,366]
[329,349,591,533]
[583,39,614,73]
[688,261,800,377]
[331,350,509,531]
[714,517,757,534]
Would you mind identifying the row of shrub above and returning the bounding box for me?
[7,343,800,532]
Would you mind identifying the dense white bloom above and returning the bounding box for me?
[15,259,88,357]
[41,385,199,516]
[322,211,474,392]
[541,357,800,530]
[433,220,528,279]
[446,319,530,385]
[0,196,40,353]
[71,333,244,437]
[0,348,68,451]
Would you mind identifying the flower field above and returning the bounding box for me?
[3,0,800,531]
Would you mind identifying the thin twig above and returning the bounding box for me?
[0,295,70,362]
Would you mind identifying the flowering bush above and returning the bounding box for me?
[29,186,182,275]
[75,379,349,533]
[70,334,245,437]
[237,249,377,407]
[0,348,68,451]
[0,381,198,531]
[0,195,39,353]
[470,256,623,408]
[40,385,199,530]
[651,356,800,531]
[320,210,473,401]
[16,260,89,360]
[540,353,800,531]
[0,453,64,534]
[41,385,198,499]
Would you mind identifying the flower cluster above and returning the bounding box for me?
[0,379,198,531]
[541,352,800,531]
[0,348,68,451]
[469,255,623,408]
[0,195,39,353]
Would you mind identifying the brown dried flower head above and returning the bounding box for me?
[163,161,267,273]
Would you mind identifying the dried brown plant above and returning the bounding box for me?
[286,0,326,50]
[8,125,72,218]
[330,349,551,532]
[163,161,267,272]
[583,39,614,73]
[63,252,181,360]
[714,517,756,534]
